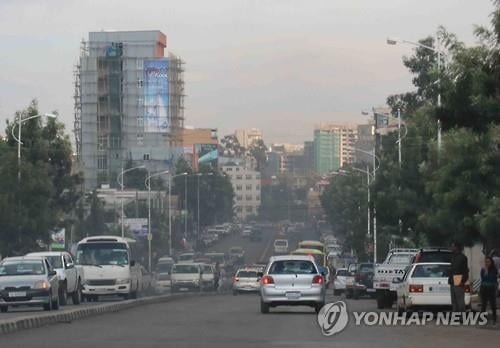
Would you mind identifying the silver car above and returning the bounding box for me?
[0,256,60,312]
[232,267,261,295]
[259,255,326,314]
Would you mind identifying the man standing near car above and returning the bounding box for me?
[449,242,469,313]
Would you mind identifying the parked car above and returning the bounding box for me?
[232,267,261,295]
[273,239,289,254]
[395,262,471,314]
[348,263,375,300]
[26,251,83,305]
[201,263,216,291]
[154,257,174,293]
[259,255,326,314]
[373,248,419,309]
[0,256,60,312]
[171,263,202,292]
[333,268,353,296]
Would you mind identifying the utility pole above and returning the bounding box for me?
[398,108,401,168]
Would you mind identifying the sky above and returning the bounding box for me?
[0,0,495,145]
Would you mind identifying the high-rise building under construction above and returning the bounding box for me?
[74,30,184,190]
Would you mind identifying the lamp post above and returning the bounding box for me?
[168,172,188,257]
[387,36,444,153]
[11,112,57,182]
[117,165,145,238]
[145,170,171,271]
[344,146,380,264]
[194,173,213,247]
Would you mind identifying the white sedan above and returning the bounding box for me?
[395,262,471,313]
[333,268,353,296]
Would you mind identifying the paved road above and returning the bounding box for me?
[2,291,497,347]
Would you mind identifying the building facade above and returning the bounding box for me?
[75,30,185,190]
[234,128,263,149]
[222,163,261,221]
[313,123,357,175]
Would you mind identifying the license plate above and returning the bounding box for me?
[429,286,448,293]
[366,288,376,293]
[286,291,301,300]
[180,287,189,291]
[9,291,26,297]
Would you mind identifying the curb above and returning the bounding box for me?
[0,292,216,335]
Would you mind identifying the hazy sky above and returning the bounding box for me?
[0,0,494,144]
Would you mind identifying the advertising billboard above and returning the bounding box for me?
[124,218,149,238]
[192,144,218,171]
[50,229,65,250]
[144,59,169,133]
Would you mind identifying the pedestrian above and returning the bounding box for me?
[214,262,221,291]
[448,241,469,313]
[480,256,498,325]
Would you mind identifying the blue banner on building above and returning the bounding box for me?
[144,59,169,133]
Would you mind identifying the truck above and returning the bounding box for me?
[373,248,419,309]
[27,251,84,305]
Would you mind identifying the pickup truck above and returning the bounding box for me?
[27,251,84,305]
[373,248,419,309]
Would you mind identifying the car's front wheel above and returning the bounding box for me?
[43,294,52,311]
[260,300,270,314]
[59,282,68,306]
[72,280,82,305]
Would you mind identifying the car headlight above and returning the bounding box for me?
[33,280,50,289]
[116,278,130,285]
[193,279,200,285]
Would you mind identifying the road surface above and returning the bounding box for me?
[2,291,497,347]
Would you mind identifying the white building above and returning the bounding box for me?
[222,163,261,221]
[235,128,263,149]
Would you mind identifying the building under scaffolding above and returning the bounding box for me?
[74,31,185,191]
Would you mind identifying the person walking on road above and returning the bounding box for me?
[214,262,221,291]
[480,256,498,325]
[448,242,469,313]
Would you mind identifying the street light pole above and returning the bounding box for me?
[387,36,444,154]
[167,173,188,257]
[117,165,145,238]
[11,112,57,183]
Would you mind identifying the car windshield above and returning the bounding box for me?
[387,254,413,264]
[179,254,194,261]
[237,271,258,278]
[0,261,45,276]
[45,256,63,269]
[359,264,374,272]
[173,265,199,274]
[268,260,317,275]
[156,263,172,274]
[76,243,129,266]
[412,264,450,278]
[418,252,452,263]
[337,270,351,277]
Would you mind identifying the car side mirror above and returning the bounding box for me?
[130,260,136,267]
[393,277,403,284]
[66,263,74,269]
[49,270,57,276]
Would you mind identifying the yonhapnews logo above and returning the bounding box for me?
[317,301,489,336]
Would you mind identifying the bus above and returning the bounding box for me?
[291,248,326,268]
[75,235,143,301]
[298,241,327,266]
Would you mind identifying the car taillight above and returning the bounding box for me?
[233,277,239,282]
[261,275,274,285]
[409,284,424,293]
[312,275,324,285]
[464,284,470,293]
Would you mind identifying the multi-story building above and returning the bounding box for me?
[74,30,185,190]
[181,127,218,170]
[313,123,357,175]
[222,163,261,221]
[234,128,263,149]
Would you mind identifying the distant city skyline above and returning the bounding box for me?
[0,0,494,145]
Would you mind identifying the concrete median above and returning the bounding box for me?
[0,292,216,335]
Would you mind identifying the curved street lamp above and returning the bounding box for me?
[11,112,57,182]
